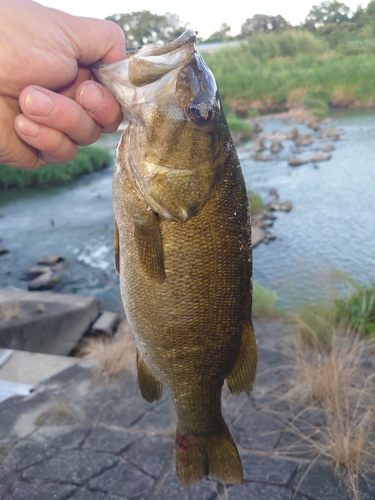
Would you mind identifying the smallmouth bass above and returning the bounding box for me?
[92,30,257,486]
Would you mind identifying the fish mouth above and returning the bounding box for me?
[135,29,197,58]
[91,30,198,92]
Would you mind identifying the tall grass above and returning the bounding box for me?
[285,321,375,499]
[284,280,375,498]
[203,30,375,111]
[0,145,112,189]
[79,320,136,381]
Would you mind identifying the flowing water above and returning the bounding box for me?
[0,110,374,310]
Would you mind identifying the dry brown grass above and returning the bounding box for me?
[284,316,375,499]
[0,301,21,320]
[78,320,137,380]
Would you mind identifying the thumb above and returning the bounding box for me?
[65,15,126,64]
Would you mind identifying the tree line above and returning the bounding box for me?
[106,1,375,51]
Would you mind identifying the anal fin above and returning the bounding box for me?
[136,349,163,403]
[134,209,165,283]
[226,321,257,396]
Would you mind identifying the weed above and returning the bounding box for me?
[284,315,375,498]
[0,301,21,320]
[79,320,136,381]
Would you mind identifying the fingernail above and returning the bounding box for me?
[79,82,105,113]
[16,116,40,138]
[25,88,53,117]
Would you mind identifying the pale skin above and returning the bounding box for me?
[0,0,126,169]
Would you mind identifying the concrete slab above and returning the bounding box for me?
[0,348,79,386]
[0,289,100,355]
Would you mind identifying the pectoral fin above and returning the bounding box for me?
[136,349,163,402]
[226,322,257,396]
[134,209,166,283]
[114,219,120,275]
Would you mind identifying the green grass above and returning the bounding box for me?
[226,113,253,137]
[336,282,375,338]
[247,190,264,215]
[0,145,112,189]
[252,280,278,317]
[293,277,375,345]
[202,30,375,111]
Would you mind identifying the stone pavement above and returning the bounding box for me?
[0,320,373,500]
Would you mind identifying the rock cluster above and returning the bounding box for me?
[251,189,292,247]
[25,256,65,291]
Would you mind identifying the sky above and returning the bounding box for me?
[37,0,364,39]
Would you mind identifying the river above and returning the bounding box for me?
[0,109,374,311]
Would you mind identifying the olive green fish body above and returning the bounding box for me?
[92,30,257,486]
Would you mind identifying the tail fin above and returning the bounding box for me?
[175,421,243,486]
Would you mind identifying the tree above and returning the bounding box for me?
[303,1,352,31]
[106,11,187,49]
[240,14,291,38]
[204,23,231,43]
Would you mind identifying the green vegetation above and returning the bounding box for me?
[203,34,375,112]
[226,113,253,138]
[252,280,278,317]
[247,190,264,215]
[294,277,375,346]
[198,1,375,113]
[0,146,112,189]
[336,281,375,337]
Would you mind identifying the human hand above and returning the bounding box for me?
[0,0,126,169]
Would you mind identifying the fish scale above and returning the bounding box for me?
[92,29,257,486]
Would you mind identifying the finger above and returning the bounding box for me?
[0,95,39,170]
[15,114,78,166]
[19,85,102,146]
[58,65,92,99]
[76,80,123,133]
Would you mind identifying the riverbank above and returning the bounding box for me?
[0,146,112,189]
[203,31,375,116]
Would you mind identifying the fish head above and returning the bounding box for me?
[92,30,229,222]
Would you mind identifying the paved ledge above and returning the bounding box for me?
[0,319,373,500]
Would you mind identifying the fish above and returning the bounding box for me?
[91,29,257,486]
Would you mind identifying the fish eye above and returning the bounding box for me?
[188,97,212,125]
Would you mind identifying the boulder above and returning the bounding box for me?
[251,153,270,162]
[288,157,309,167]
[0,247,10,256]
[320,144,334,152]
[310,153,331,162]
[286,127,299,141]
[268,200,293,212]
[253,120,263,133]
[38,255,64,266]
[295,134,313,147]
[28,271,60,291]
[252,136,266,152]
[270,139,283,154]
